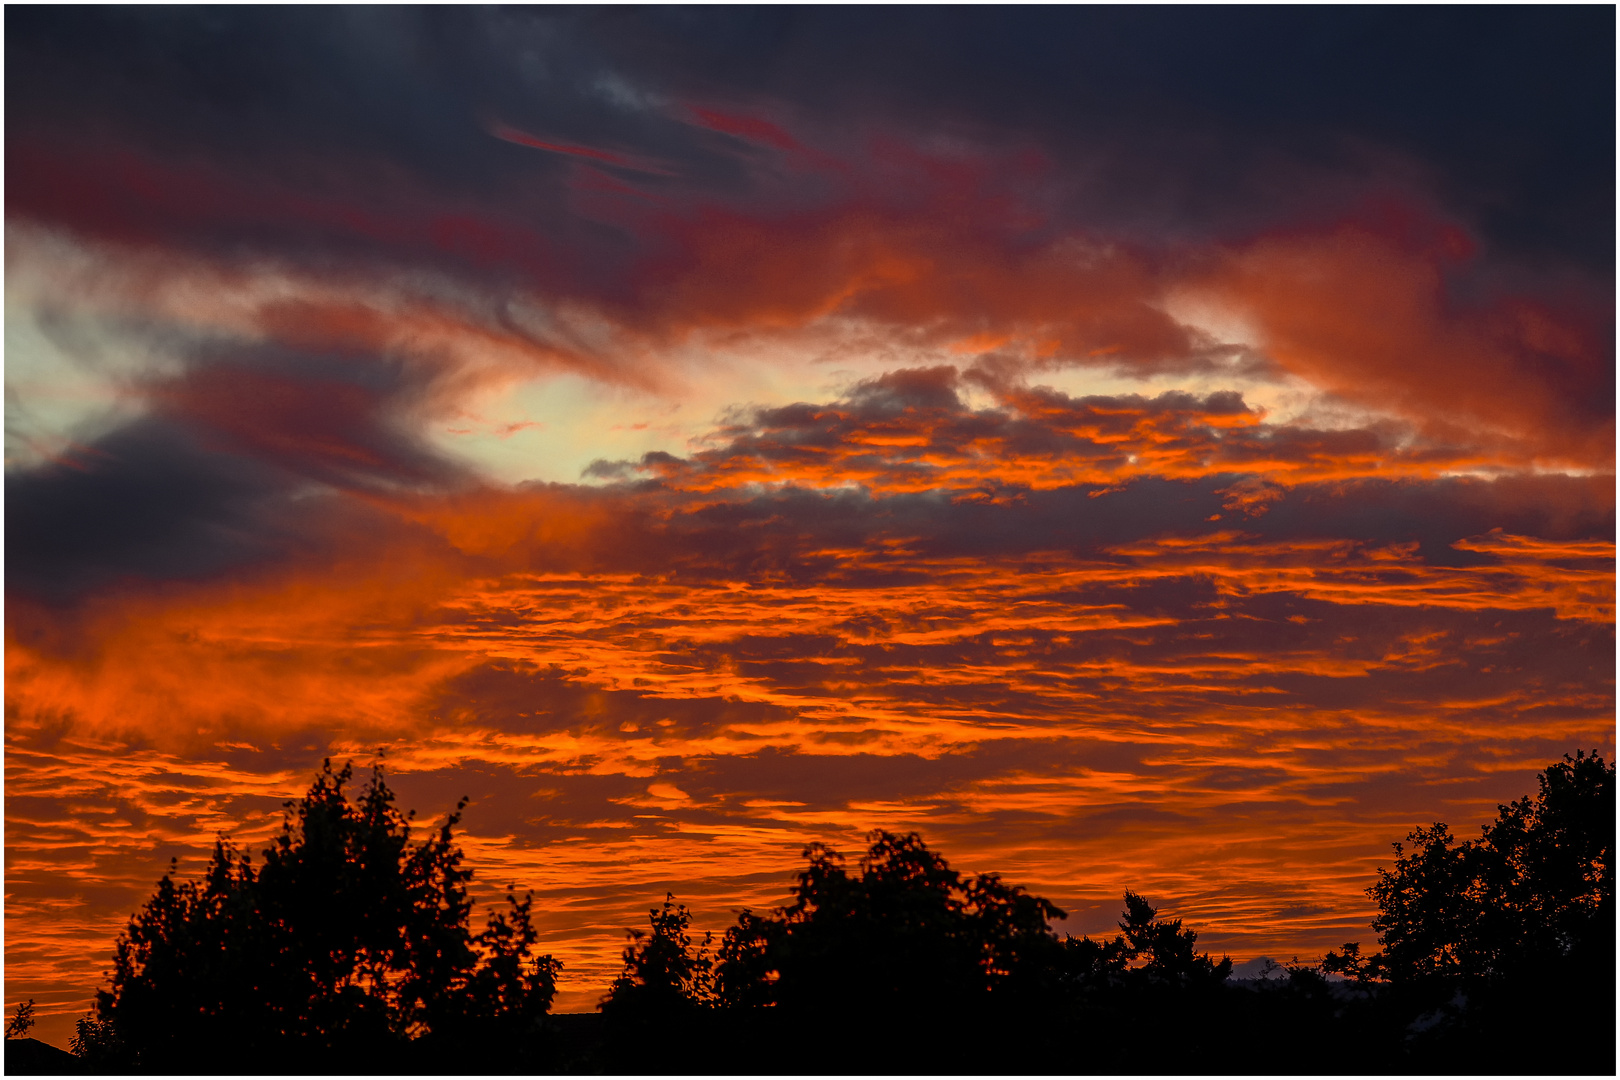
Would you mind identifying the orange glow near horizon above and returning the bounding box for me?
[7,467,1613,1024]
[5,38,1613,1047]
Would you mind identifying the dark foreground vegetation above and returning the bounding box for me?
[31,752,1613,1074]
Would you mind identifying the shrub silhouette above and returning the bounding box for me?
[88,760,558,1071]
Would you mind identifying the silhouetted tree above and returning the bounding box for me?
[711,909,783,1010]
[704,832,1061,1070]
[1116,889,1233,984]
[708,832,1237,1027]
[5,999,35,1040]
[1320,751,1615,1075]
[713,831,1058,1021]
[596,895,720,1072]
[88,760,558,1071]
[1325,750,1614,984]
[68,1014,121,1066]
[966,872,1073,997]
[416,890,562,1064]
[602,894,715,1014]
[1317,939,1376,984]
[699,835,1246,1072]
[1054,930,1129,990]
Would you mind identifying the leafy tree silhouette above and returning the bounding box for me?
[1321,751,1615,1074]
[5,1000,35,1040]
[706,832,1036,1071]
[966,871,1074,998]
[708,833,1236,1015]
[1054,931,1129,990]
[713,831,1065,1022]
[68,1014,121,1066]
[698,832,1237,1071]
[597,894,719,1071]
[1116,889,1233,984]
[1324,750,1614,983]
[602,894,715,1014]
[85,760,559,1072]
[711,910,783,1011]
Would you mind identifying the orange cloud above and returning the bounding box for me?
[590,368,1553,496]
[7,132,1613,1050]
[1204,215,1613,470]
[9,439,1611,1032]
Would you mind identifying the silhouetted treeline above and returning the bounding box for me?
[73,761,559,1074]
[66,752,1613,1074]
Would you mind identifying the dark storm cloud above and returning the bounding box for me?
[583,6,1614,271]
[683,370,1261,480]
[15,325,1607,605]
[5,418,305,600]
[5,6,788,295]
[9,7,1610,277]
[589,364,1612,510]
[7,8,1610,559]
[155,338,465,492]
[5,328,468,603]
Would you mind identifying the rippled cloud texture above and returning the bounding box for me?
[6,8,1614,1036]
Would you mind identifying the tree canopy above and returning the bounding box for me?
[598,830,1235,1071]
[602,895,715,1017]
[717,831,1069,1014]
[73,752,1613,1074]
[85,760,559,1072]
[603,830,1233,1019]
[1325,750,1614,984]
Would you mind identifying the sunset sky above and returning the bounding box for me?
[5,7,1614,1042]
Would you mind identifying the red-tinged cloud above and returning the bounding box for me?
[1204,217,1614,468]
[686,106,802,151]
[6,7,1612,1047]
[636,200,1607,467]
[5,139,585,287]
[10,116,1610,476]
[488,122,667,172]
